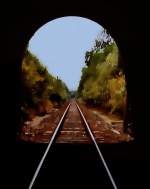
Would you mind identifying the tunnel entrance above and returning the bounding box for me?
[19,16,132,143]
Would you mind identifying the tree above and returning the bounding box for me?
[21,50,70,120]
[77,29,126,117]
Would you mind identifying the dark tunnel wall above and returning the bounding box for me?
[1,1,148,145]
[1,2,149,188]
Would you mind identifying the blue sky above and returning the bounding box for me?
[28,16,103,90]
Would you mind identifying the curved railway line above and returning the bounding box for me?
[28,101,118,189]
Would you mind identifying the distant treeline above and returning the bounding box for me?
[21,50,70,120]
[77,30,126,116]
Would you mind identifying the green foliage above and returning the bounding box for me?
[21,50,70,120]
[78,35,126,116]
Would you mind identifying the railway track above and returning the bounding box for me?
[28,101,118,189]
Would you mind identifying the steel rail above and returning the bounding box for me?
[28,103,71,189]
[76,102,118,189]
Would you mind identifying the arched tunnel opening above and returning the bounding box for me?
[19,16,132,144]
[2,2,149,189]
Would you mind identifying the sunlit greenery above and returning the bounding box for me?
[78,30,126,117]
[21,50,70,120]
[21,29,126,121]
